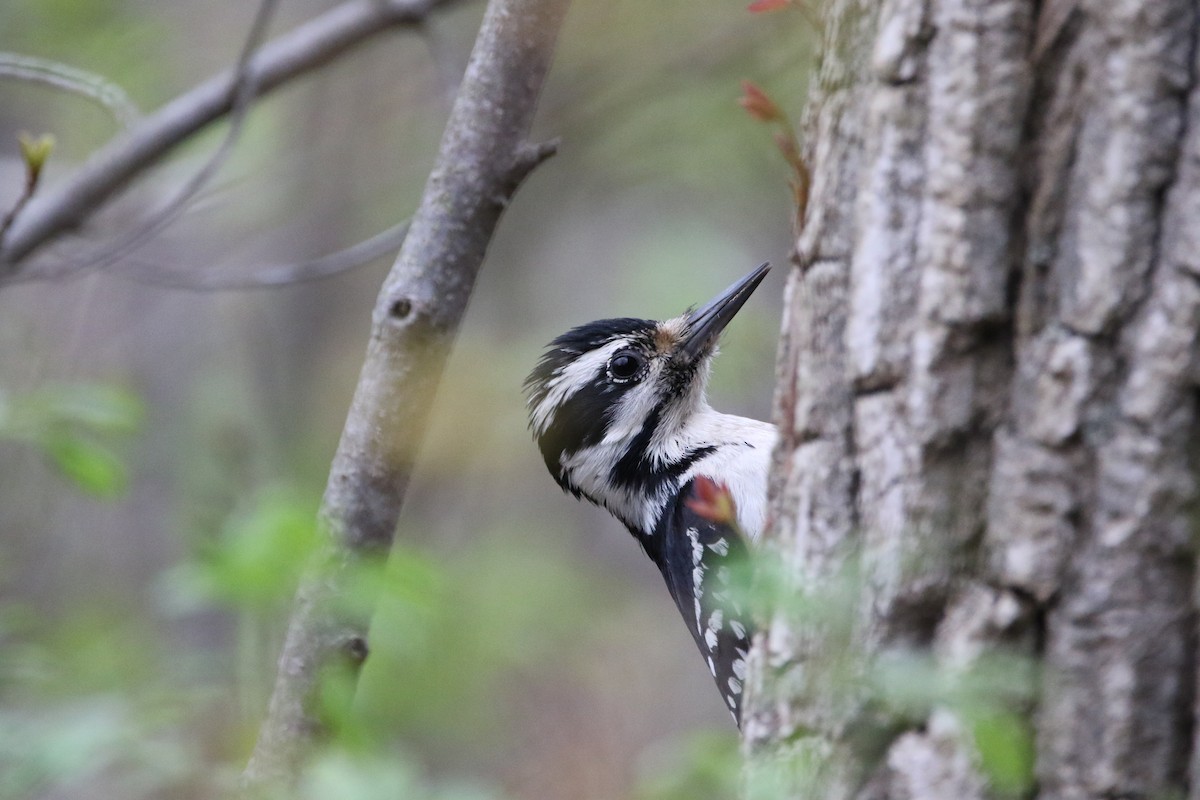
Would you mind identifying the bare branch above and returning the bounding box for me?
[25,0,284,281]
[0,52,142,128]
[0,0,462,270]
[114,219,409,291]
[240,0,569,788]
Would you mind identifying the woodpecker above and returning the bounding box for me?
[524,264,776,723]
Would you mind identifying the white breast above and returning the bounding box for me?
[678,411,776,542]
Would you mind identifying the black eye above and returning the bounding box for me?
[608,351,644,382]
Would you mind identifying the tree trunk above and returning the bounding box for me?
[241,0,567,787]
[743,1,1200,798]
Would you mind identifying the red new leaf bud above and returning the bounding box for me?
[738,80,783,123]
[747,0,791,12]
[686,476,737,526]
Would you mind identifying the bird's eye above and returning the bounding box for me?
[608,351,644,382]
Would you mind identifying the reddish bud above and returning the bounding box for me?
[686,476,738,526]
[747,0,791,12]
[739,80,783,123]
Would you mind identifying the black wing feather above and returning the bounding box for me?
[653,478,753,724]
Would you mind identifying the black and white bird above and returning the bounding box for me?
[524,264,776,723]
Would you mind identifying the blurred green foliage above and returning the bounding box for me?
[0,587,202,798]
[873,651,1037,794]
[1,0,167,100]
[733,551,1039,799]
[296,749,501,800]
[634,731,740,800]
[164,485,321,611]
[0,383,143,498]
[0,459,741,798]
[0,446,1038,799]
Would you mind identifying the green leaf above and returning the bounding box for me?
[41,433,127,498]
[967,710,1035,794]
[2,383,143,498]
[169,486,320,610]
[635,730,740,800]
[30,384,143,434]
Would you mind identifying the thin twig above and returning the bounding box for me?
[0,134,53,246]
[0,168,38,248]
[114,219,410,291]
[33,0,282,279]
[0,0,463,271]
[0,52,142,129]
[240,0,569,788]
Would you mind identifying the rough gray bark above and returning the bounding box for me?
[240,0,568,788]
[744,1,1200,798]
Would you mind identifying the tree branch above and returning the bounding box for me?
[0,52,142,129]
[239,0,569,788]
[26,0,285,282]
[113,219,410,291]
[0,0,463,271]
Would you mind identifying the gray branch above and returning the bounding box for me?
[240,0,569,788]
[0,0,461,270]
[114,219,410,291]
[0,52,142,129]
[30,0,284,282]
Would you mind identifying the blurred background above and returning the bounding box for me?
[0,0,811,797]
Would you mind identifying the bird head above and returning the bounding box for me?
[524,263,770,511]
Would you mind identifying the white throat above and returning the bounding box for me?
[560,404,776,540]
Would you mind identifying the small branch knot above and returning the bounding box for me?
[513,138,560,176]
[390,297,413,320]
[343,634,369,665]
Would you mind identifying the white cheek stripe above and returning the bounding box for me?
[602,377,663,445]
[530,341,623,434]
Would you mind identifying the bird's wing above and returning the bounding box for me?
[656,477,754,723]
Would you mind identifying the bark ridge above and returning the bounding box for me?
[745,1,1200,798]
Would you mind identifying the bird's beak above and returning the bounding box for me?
[677,262,770,362]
